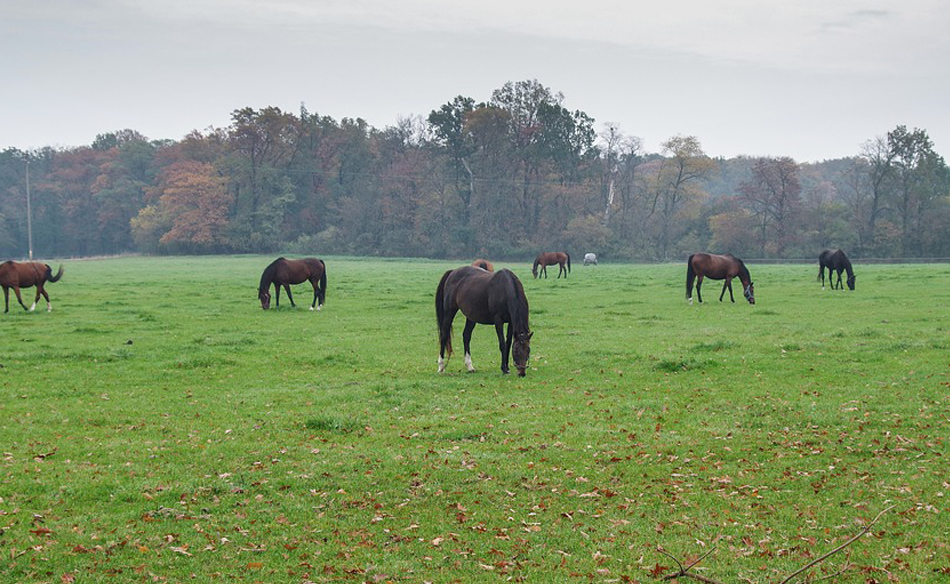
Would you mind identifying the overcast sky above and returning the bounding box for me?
[3,0,948,162]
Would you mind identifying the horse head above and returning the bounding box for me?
[744,282,755,305]
[847,274,856,290]
[259,289,271,310]
[511,331,533,377]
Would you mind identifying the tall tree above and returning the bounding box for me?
[649,136,713,259]
[153,161,232,251]
[739,157,802,256]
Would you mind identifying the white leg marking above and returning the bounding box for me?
[47,302,52,312]
[464,353,475,372]
[317,304,322,311]
[309,306,314,311]
[688,297,693,306]
[438,356,446,373]
[29,302,36,312]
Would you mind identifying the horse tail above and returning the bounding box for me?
[532,256,540,278]
[566,252,571,274]
[318,261,327,305]
[46,264,64,283]
[686,254,695,299]
[435,269,453,357]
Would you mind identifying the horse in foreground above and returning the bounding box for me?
[532,251,571,278]
[818,249,855,290]
[686,253,755,305]
[1,261,64,313]
[258,257,326,310]
[436,266,533,376]
[472,259,494,272]
[583,253,598,266]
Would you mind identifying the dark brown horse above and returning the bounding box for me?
[1,261,64,313]
[686,253,755,305]
[472,259,494,272]
[818,249,855,290]
[436,266,533,376]
[258,257,327,310]
[532,251,571,279]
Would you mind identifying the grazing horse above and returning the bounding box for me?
[818,249,855,290]
[258,257,327,310]
[1,261,64,313]
[686,253,755,305]
[436,266,533,376]
[583,253,598,266]
[532,251,571,279]
[472,259,494,272]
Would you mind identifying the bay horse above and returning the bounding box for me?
[1,261,64,313]
[258,257,327,310]
[686,253,755,305]
[472,259,494,272]
[532,251,571,278]
[818,249,855,290]
[436,266,533,376]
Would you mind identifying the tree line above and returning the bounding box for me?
[2,80,949,261]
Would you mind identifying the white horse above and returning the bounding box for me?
[583,253,598,266]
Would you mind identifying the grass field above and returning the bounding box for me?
[1,256,949,583]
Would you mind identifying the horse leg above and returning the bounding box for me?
[274,285,281,308]
[12,286,28,311]
[495,322,510,374]
[2,286,8,313]
[284,284,296,307]
[558,262,564,278]
[542,264,548,278]
[462,319,477,372]
[720,277,734,302]
[41,287,52,312]
[309,280,318,311]
[438,306,458,373]
[696,276,704,303]
[30,286,40,311]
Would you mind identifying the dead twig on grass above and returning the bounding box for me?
[653,506,893,584]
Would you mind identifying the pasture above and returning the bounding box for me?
[1,256,948,583]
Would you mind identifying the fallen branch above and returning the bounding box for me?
[778,506,893,584]
[652,506,894,584]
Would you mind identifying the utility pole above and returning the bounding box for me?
[26,160,33,260]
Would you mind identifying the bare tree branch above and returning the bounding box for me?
[778,506,893,584]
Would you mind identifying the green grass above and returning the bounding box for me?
[1,256,949,583]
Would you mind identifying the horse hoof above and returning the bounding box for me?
[317,305,322,311]
[309,306,314,311]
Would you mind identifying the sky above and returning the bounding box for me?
[2,0,948,162]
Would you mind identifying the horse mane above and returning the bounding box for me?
[736,258,751,282]
[833,250,853,276]
[259,258,285,292]
[531,256,540,277]
[497,269,530,333]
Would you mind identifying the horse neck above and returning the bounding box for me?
[501,273,529,333]
[259,265,276,292]
[736,262,751,287]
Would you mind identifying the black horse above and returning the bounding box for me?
[258,257,327,310]
[436,266,533,376]
[818,249,855,290]
[686,253,755,305]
